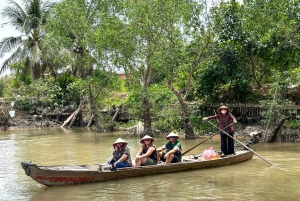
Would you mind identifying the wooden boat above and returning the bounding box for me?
[21,149,254,186]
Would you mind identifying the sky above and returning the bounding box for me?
[0,0,22,76]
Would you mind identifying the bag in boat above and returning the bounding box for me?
[202,146,219,160]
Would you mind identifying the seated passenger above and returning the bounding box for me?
[134,135,157,167]
[156,132,182,164]
[107,138,132,171]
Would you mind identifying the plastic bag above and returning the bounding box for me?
[202,146,217,160]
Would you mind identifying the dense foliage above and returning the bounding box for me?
[1,0,300,134]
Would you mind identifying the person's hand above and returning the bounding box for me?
[233,120,237,124]
[107,159,112,164]
[202,117,208,121]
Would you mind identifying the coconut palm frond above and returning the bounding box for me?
[0,44,25,74]
[26,1,42,29]
[26,0,42,18]
[0,36,23,57]
[1,0,55,79]
[16,45,30,69]
[2,0,27,33]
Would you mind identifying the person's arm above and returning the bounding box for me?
[137,147,155,159]
[107,155,114,164]
[135,148,143,157]
[117,154,128,162]
[229,113,237,123]
[164,146,179,157]
[202,115,218,121]
[156,145,166,152]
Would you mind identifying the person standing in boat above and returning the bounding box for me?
[156,132,182,164]
[202,105,237,156]
[134,135,157,167]
[107,138,132,171]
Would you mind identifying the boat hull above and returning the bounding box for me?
[21,150,254,186]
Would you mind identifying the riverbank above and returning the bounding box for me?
[4,110,299,143]
[6,110,61,130]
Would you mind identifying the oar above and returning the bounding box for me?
[206,121,274,166]
[211,109,219,146]
[182,123,234,156]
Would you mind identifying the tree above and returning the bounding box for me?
[154,0,213,139]
[44,0,123,128]
[95,0,169,135]
[94,0,215,138]
[0,0,54,80]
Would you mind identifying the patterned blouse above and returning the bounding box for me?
[207,113,236,132]
[112,147,132,167]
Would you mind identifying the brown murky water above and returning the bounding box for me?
[0,128,299,201]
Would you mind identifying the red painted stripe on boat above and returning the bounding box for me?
[35,176,93,183]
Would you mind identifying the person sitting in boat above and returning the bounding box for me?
[156,132,182,164]
[134,135,157,167]
[107,138,132,171]
[202,105,237,156]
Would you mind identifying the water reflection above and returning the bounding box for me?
[0,128,300,200]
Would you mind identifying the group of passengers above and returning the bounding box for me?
[107,105,238,171]
[107,132,182,171]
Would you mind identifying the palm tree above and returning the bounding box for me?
[0,0,54,80]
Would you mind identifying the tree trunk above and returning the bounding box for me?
[61,100,85,128]
[0,102,9,130]
[61,113,75,128]
[68,103,85,128]
[87,84,95,128]
[141,60,152,136]
[111,106,121,122]
[268,117,288,143]
[142,96,152,136]
[166,80,196,139]
[87,114,94,127]
[248,55,261,88]
[32,62,41,80]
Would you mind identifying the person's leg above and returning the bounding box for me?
[139,158,147,165]
[116,162,128,169]
[227,132,235,154]
[164,153,174,164]
[171,155,181,163]
[110,166,117,171]
[133,159,142,167]
[109,159,116,171]
[157,152,162,161]
[220,132,227,155]
[160,152,166,162]
[143,157,155,165]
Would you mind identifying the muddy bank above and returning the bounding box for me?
[6,111,61,129]
[3,110,300,143]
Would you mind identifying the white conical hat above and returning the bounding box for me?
[166,132,179,139]
[140,135,154,143]
[113,138,128,145]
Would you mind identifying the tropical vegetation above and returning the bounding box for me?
[1,0,300,140]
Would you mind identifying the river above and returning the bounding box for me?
[0,128,299,201]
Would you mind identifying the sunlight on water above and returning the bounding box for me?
[0,128,300,200]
